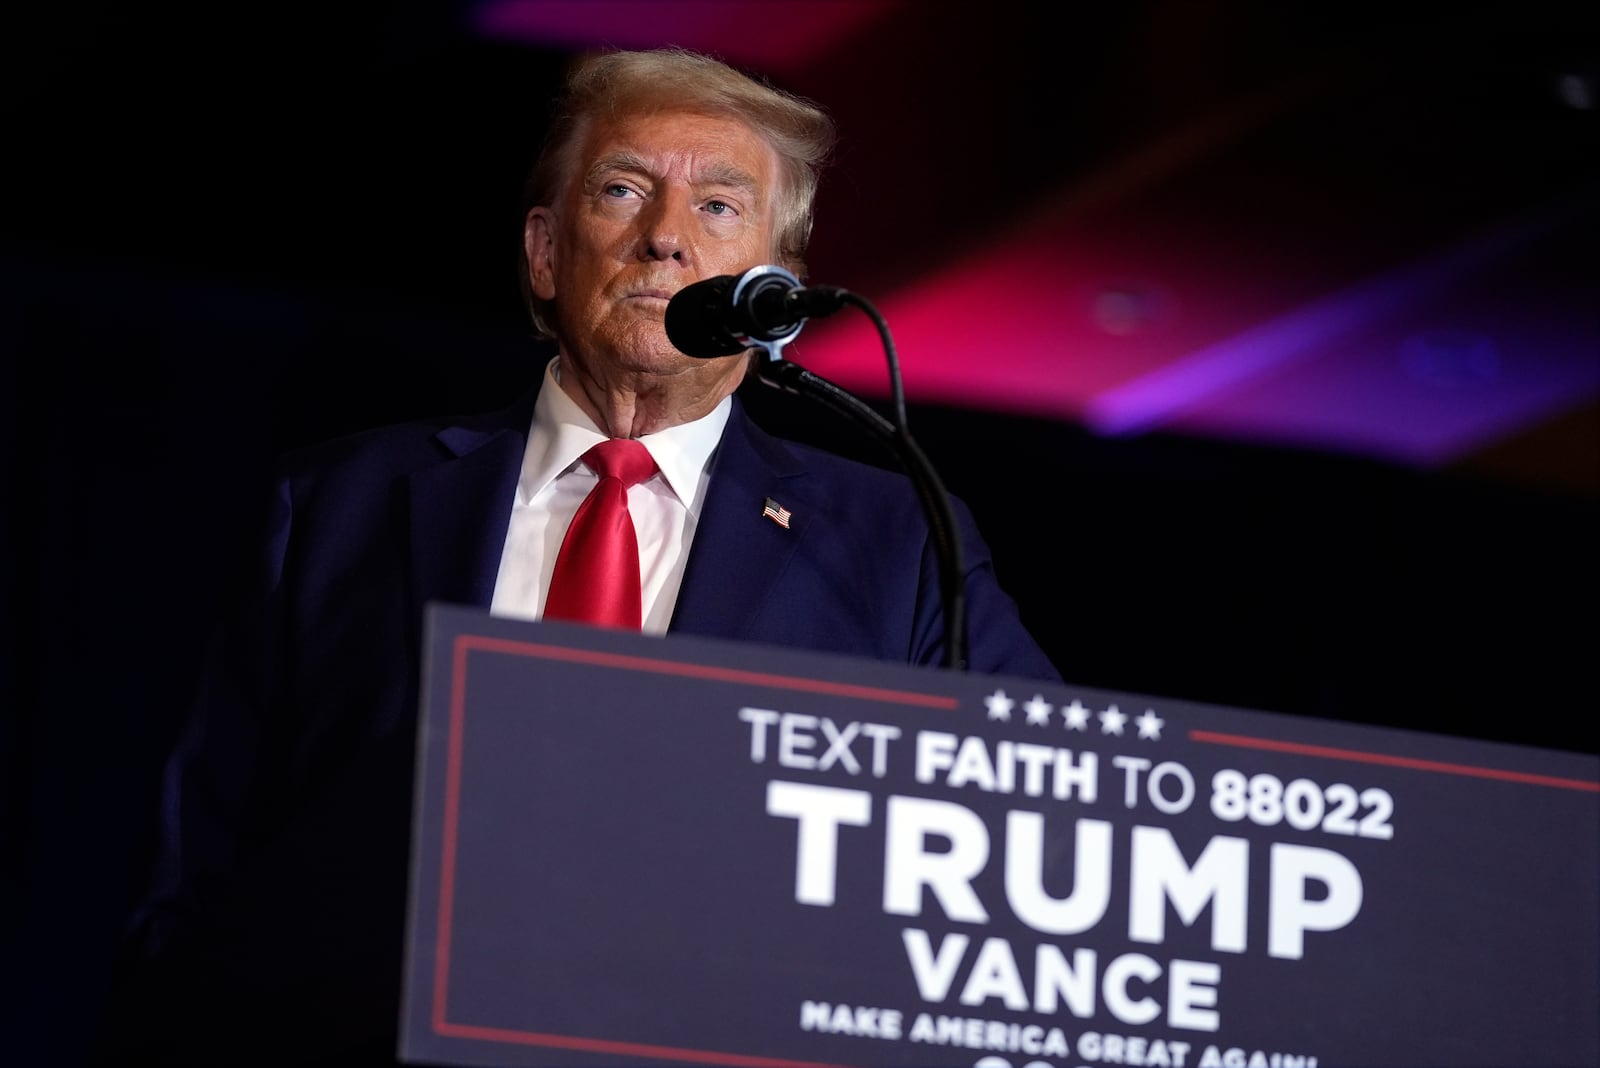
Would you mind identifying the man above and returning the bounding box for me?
[95,47,1060,1066]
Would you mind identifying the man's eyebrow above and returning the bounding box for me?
[583,153,761,195]
[584,151,649,188]
[695,162,761,193]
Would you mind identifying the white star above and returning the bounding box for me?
[1023,694,1053,726]
[984,690,1015,721]
[1061,699,1091,731]
[1098,704,1127,736]
[1135,709,1165,740]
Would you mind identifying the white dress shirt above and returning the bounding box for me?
[489,357,731,635]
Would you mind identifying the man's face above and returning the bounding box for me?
[526,108,783,382]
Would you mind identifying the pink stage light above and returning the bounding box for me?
[471,0,902,74]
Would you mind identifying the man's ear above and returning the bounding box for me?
[524,208,557,300]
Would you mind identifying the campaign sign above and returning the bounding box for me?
[401,603,1599,1068]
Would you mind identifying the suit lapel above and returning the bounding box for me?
[405,394,534,621]
[670,400,809,641]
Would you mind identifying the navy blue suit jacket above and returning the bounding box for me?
[99,384,1060,1065]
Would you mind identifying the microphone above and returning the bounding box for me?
[669,263,969,670]
[665,265,848,358]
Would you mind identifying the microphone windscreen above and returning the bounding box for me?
[664,275,746,358]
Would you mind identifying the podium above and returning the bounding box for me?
[400,604,1599,1067]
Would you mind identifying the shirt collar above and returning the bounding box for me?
[518,356,731,507]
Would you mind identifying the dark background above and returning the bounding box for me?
[4,2,1596,1065]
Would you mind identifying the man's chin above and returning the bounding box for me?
[570,318,749,377]
[619,322,719,370]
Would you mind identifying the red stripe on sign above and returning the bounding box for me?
[433,1019,857,1068]
[1189,729,1600,792]
[458,634,959,708]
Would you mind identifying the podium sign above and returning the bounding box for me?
[401,604,1598,1067]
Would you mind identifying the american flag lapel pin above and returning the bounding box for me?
[761,497,792,529]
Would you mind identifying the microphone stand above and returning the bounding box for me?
[748,291,969,672]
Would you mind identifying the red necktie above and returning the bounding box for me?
[544,438,658,629]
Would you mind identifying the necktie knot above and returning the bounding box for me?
[582,438,656,488]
